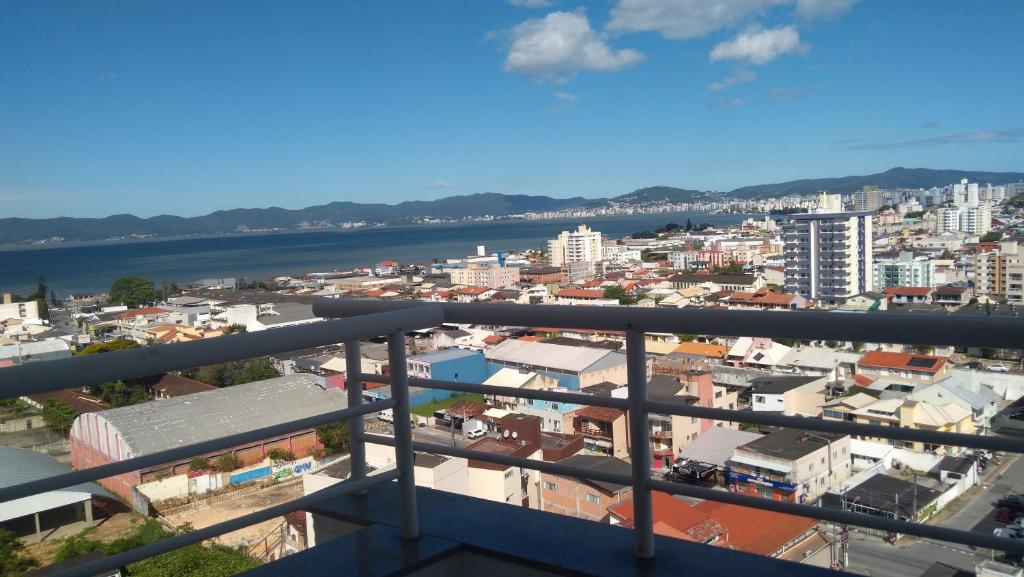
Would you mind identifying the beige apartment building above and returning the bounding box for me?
[727,429,852,504]
[974,242,1024,301]
[448,264,520,289]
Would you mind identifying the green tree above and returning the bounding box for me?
[214,453,241,472]
[851,342,864,352]
[129,544,261,577]
[109,276,158,308]
[186,358,280,387]
[232,358,281,386]
[222,324,247,334]
[602,285,637,305]
[316,421,350,454]
[981,230,1003,242]
[265,448,295,463]
[26,275,50,321]
[96,380,149,407]
[914,344,934,355]
[0,528,39,574]
[42,399,78,436]
[939,249,955,260]
[824,340,840,349]
[75,339,141,356]
[712,262,745,275]
[676,334,696,342]
[190,456,212,471]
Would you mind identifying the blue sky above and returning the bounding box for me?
[1,0,1021,218]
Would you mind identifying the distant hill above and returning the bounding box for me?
[730,167,1024,198]
[612,186,720,205]
[4,167,1022,244]
[0,193,594,244]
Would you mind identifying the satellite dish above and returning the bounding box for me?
[502,429,511,439]
[511,431,519,439]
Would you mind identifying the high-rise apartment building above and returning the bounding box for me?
[974,242,1024,301]
[852,186,883,212]
[953,178,980,207]
[872,252,935,290]
[783,193,873,305]
[547,225,603,267]
[937,205,991,236]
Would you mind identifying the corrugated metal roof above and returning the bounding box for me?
[83,374,346,457]
[486,339,617,373]
[0,447,113,523]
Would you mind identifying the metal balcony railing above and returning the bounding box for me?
[0,299,1023,577]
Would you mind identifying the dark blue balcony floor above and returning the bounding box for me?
[242,483,837,577]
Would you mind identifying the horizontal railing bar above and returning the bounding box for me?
[360,373,1024,454]
[644,399,1024,454]
[0,305,444,399]
[313,299,1024,349]
[49,470,399,577]
[365,432,1024,554]
[647,479,1024,554]
[360,373,632,411]
[362,433,634,487]
[0,399,394,504]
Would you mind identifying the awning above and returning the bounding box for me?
[728,455,793,474]
[484,408,511,419]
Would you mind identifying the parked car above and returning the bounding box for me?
[997,495,1024,511]
[378,409,394,424]
[961,361,984,370]
[466,427,486,439]
[988,363,1010,373]
[994,527,1020,539]
[997,507,1018,524]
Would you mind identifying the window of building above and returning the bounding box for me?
[543,481,556,491]
[754,395,765,403]
[586,493,600,505]
[551,403,559,410]
[756,486,773,498]
[504,470,514,479]
[714,391,723,399]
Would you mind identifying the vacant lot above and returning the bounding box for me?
[163,481,304,550]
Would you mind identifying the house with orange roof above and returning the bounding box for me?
[673,342,727,360]
[453,286,495,303]
[609,491,727,545]
[722,289,810,311]
[884,286,933,304]
[857,350,950,385]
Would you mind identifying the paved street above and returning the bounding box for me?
[842,455,1024,577]
[366,417,474,449]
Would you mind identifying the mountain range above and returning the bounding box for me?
[3,167,1021,245]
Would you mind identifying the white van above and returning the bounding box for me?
[466,425,486,439]
[378,409,394,423]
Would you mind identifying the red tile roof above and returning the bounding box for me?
[610,492,726,544]
[884,286,932,297]
[483,335,505,344]
[853,373,876,387]
[858,350,947,373]
[456,287,490,295]
[574,405,625,423]
[694,500,816,557]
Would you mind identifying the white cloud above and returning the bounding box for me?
[711,95,745,108]
[708,68,757,92]
[504,11,645,82]
[553,90,579,102]
[710,25,807,65]
[433,180,455,189]
[606,0,855,39]
[795,0,857,19]
[505,0,555,7]
[608,0,789,39]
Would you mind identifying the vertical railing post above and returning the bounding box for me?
[387,332,419,541]
[626,329,654,559]
[344,339,366,489]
